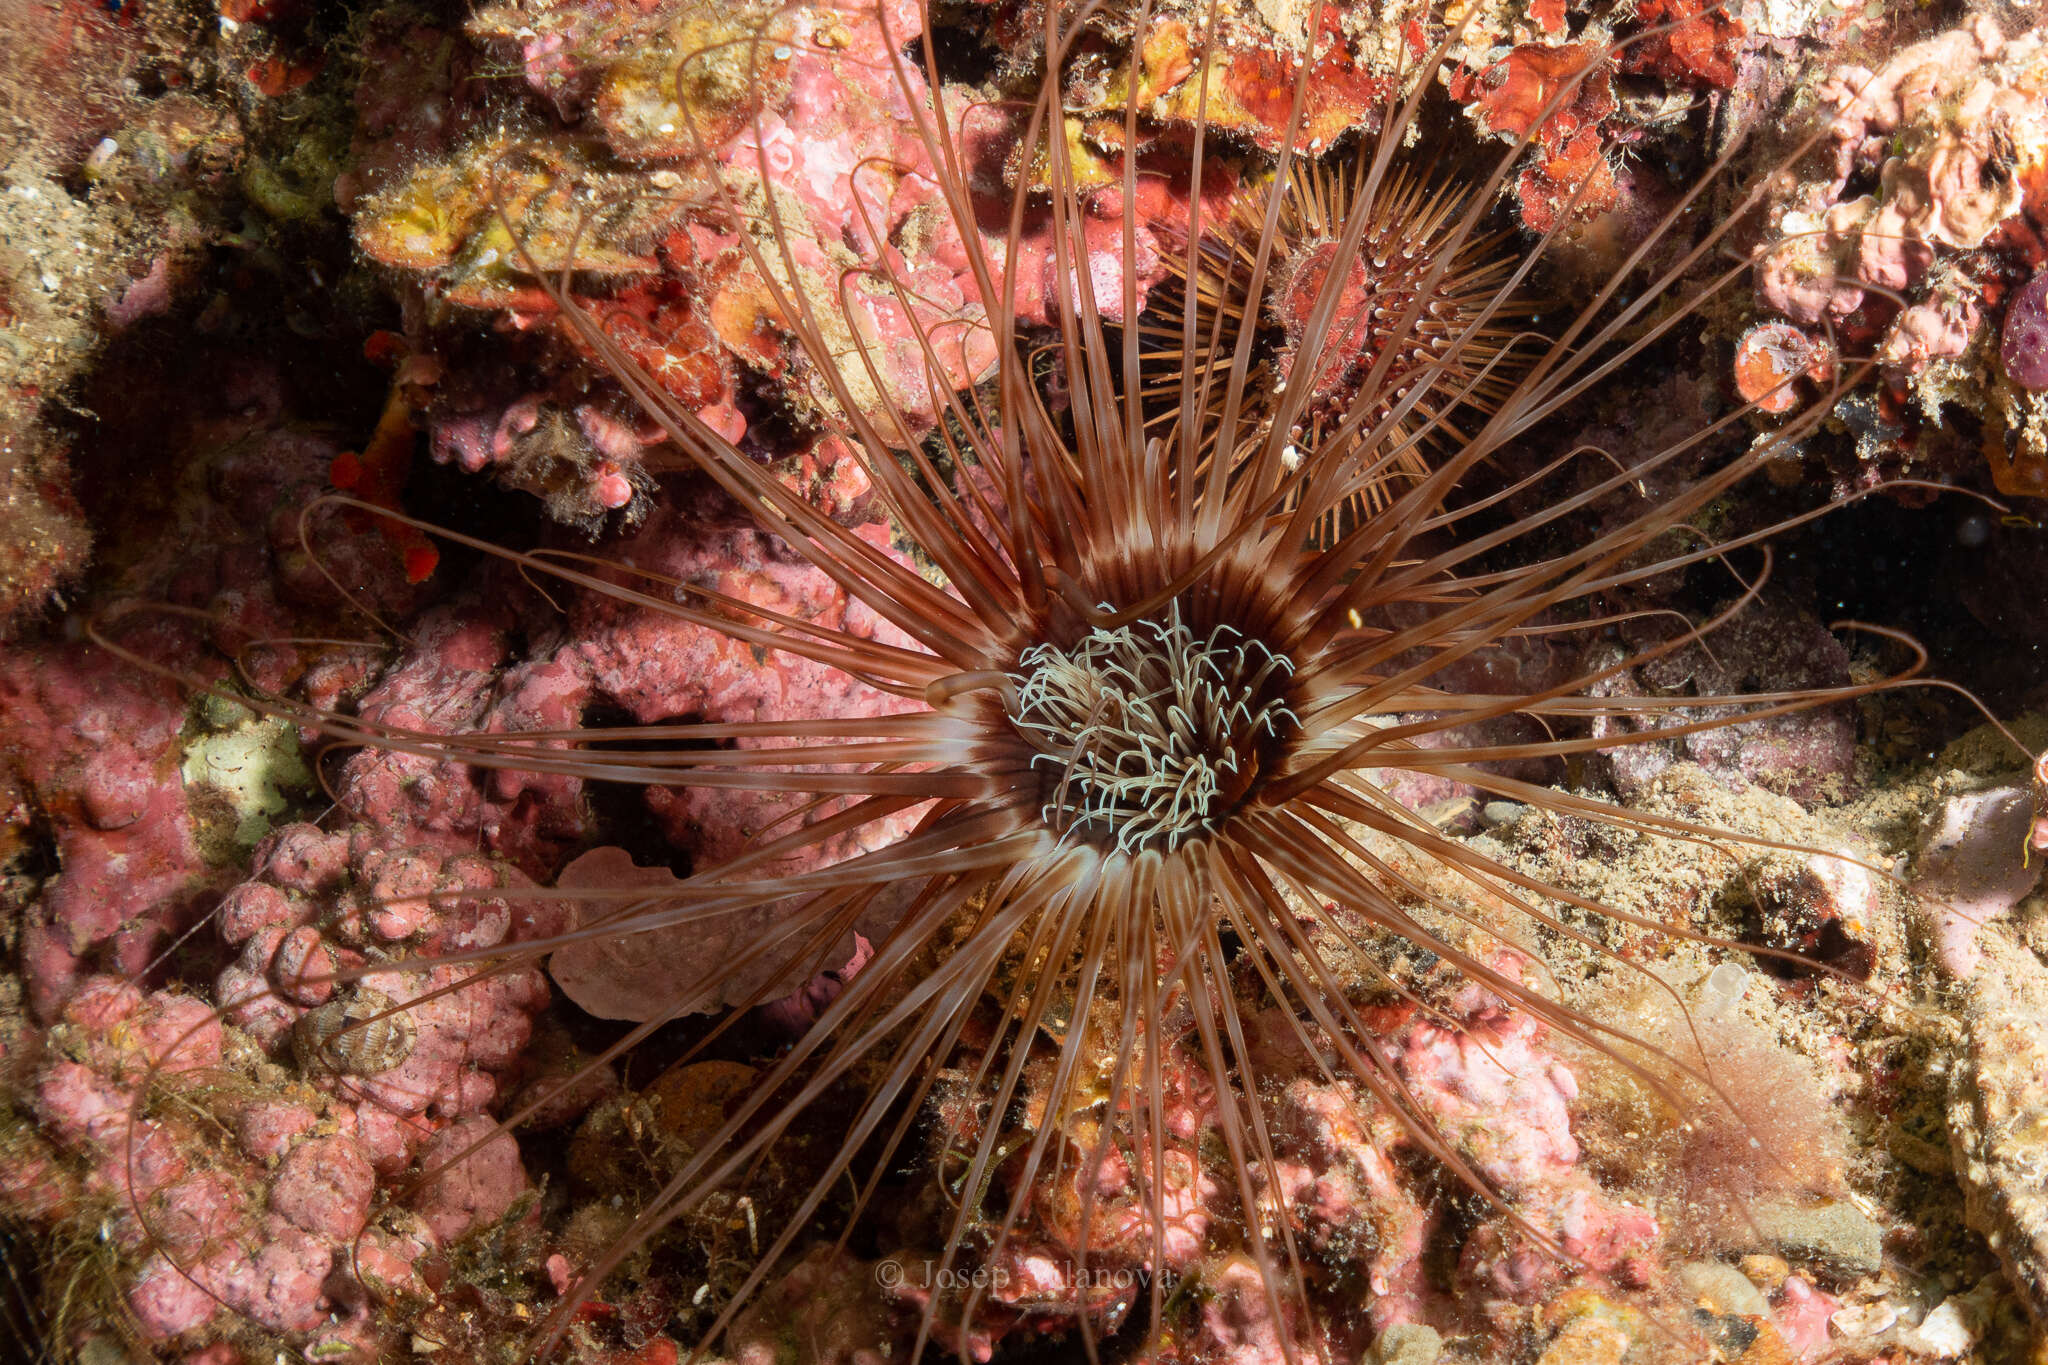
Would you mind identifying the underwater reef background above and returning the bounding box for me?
[5,0,2048,1361]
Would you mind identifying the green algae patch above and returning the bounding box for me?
[181,693,313,863]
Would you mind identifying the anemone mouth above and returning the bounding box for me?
[1006,599,1300,855]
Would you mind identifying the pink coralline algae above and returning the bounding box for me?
[321,484,934,1025]
[1263,1077,1435,1322]
[2,361,432,1020]
[335,486,929,893]
[904,947,1661,1358]
[10,978,345,1344]
[1255,977,1661,1342]
[1174,1255,1332,1365]
[4,953,561,1355]
[1,643,221,1023]
[1771,1273,1843,1360]
[346,0,1195,527]
[1385,1000,1658,1309]
[1748,17,2048,493]
[535,492,932,866]
[410,1115,534,1245]
[327,602,587,879]
[108,373,429,678]
[213,823,563,1127]
[0,819,614,1357]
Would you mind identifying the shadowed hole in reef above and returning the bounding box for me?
[577,702,704,879]
[901,4,1004,88]
[1772,486,2041,723]
[393,451,555,573]
[994,1296,1155,1364]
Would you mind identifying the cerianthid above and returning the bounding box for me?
[87,1,2006,1361]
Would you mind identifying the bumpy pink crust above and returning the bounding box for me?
[410,1114,533,1243]
[1,643,218,1022]
[1316,990,1654,1324]
[19,976,363,1342]
[5,824,590,1350]
[336,485,934,1019]
[215,823,563,1115]
[331,604,584,878]
[1746,17,2048,488]
[1,361,430,1024]
[1412,1010,1659,1304]
[545,491,931,866]
[347,0,1190,527]
[922,950,1660,1356]
[1185,1256,1330,1365]
[1772,1274,1843,1361]
[1266,1079,1435,1323]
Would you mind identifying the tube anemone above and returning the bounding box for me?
[84,1,1986,1360]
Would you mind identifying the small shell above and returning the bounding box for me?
[1829,1300,1897,1337]
[293,989,417,1076]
